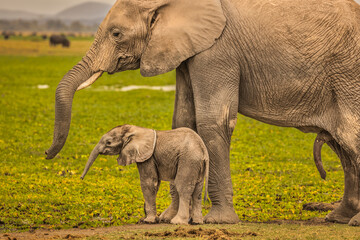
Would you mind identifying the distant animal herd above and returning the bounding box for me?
[49,34,70,48]
[1,31,95,48]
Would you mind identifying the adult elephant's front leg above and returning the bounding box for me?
[172,62,196,130]
[196,99,239,223]
[160,63,197,223]
[190,64,240,224]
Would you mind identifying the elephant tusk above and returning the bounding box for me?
[76,71,103,91]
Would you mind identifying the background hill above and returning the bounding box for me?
[0,9,46,20]
[0,1,111,26]
[55,2,112,24]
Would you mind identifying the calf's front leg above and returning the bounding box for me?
[159,183,179,222]
[137,158,160,223]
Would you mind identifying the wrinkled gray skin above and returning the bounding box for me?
[49,35,70,48]
[80,125,209,225]
[46,0,360,225]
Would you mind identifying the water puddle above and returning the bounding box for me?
[37,85,176,92]
[90,85,175,92]
[37,84,49,89]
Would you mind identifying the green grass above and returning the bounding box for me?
[0,38,344,232]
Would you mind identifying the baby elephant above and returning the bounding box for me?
[81,125,209,224]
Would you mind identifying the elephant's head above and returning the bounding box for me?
[80,125,156,179]
[46,0,226,159]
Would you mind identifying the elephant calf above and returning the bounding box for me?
[80,125,209,224]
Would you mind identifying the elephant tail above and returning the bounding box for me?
[313,131,332,180]
[203,154,210,203]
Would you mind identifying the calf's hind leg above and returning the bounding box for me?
[170,163,198,224]
[190,181,204,224]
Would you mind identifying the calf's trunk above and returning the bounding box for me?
[80,144,100,179]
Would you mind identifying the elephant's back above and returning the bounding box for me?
[156,128,208,161]
[232,0,360,25]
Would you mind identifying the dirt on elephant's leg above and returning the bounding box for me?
[325,141,360,225]
[196,125,239,224]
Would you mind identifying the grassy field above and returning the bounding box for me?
[0,37,355,236]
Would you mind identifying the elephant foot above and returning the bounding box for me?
[170,215,189,225]
[189,216,203,225]
[325,204,358,224]
[204,205,239,224]
[349,212,360,226]
[159,206,178,223]
[142,216,158,224]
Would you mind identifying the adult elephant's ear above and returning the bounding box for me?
[140,0,226,77]
[117,126,156,166]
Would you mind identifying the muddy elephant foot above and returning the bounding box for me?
[159,207,178,223]
[349,212,360,226]
[142,216,158,224]
[170,215,189,225]
[204,205,239,224]
[189,216,203,225]
[325,204,358,224]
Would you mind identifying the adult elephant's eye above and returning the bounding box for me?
[113,32,121,37]
[111,28,122,38]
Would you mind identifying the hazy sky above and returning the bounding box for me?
[1,0,359,15]
[0,0,117,15]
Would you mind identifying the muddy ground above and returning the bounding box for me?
[0,218,339,240]
[1,202,349,240]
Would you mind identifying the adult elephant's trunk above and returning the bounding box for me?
[80,144,100,179]
[46,55,103,159]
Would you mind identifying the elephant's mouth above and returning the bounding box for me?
[107,58,121,75]
[108,55,139,74]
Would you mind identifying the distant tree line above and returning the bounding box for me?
[0,19,98,32]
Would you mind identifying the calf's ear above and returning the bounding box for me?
[117,126,156,166]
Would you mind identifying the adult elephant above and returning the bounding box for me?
[46,0,360,225]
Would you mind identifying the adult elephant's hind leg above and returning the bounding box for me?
[325,140,360,225]
[162,63,196,223]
